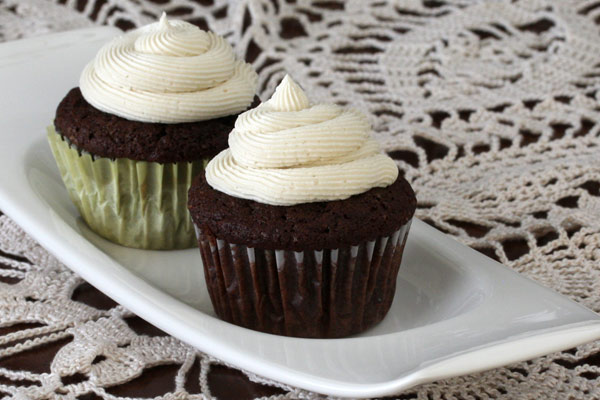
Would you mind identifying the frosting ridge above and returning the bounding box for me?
[80,13,258,123]
[205,75,398,206]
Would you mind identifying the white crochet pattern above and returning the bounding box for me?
[1,0,600,398]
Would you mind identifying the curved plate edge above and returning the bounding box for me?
[269,321,600,397]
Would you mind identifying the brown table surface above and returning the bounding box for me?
[0,279,285,400]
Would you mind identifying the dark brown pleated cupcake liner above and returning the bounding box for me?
[194,221,412,338]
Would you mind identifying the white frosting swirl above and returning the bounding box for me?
[205,75,398,206]
[80,13,258,123]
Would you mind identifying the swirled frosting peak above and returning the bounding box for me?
[205,75,399,206]
[266,74,310,111]
[79,13,258,123]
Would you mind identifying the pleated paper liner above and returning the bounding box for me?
[47,126,207,250]
[195,221,412,338]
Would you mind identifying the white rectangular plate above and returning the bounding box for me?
[1,27,600,398]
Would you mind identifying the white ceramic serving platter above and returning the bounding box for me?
[1,27,600,398]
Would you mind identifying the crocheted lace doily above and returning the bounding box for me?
[1,0,600,398]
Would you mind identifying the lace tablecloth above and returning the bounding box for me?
[1,0,600,398]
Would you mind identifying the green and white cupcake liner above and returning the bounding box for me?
[47,125,207,250]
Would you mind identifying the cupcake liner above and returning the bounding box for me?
[47,126,207,250]
[194,221,412,338]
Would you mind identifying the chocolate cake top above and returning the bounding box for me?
[54,88,260,163]
[188,171,416,251]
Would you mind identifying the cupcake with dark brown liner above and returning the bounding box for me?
[188,75,416,338]
[48,13,259,250]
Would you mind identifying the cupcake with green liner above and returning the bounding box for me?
[188,76,416,338]
[48,13,259,250]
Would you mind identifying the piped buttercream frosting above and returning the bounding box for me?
[79,13,258,123]
[205,75,398,206]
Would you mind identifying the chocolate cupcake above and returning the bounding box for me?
[188,76,416,338]
[48,13,258,249]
